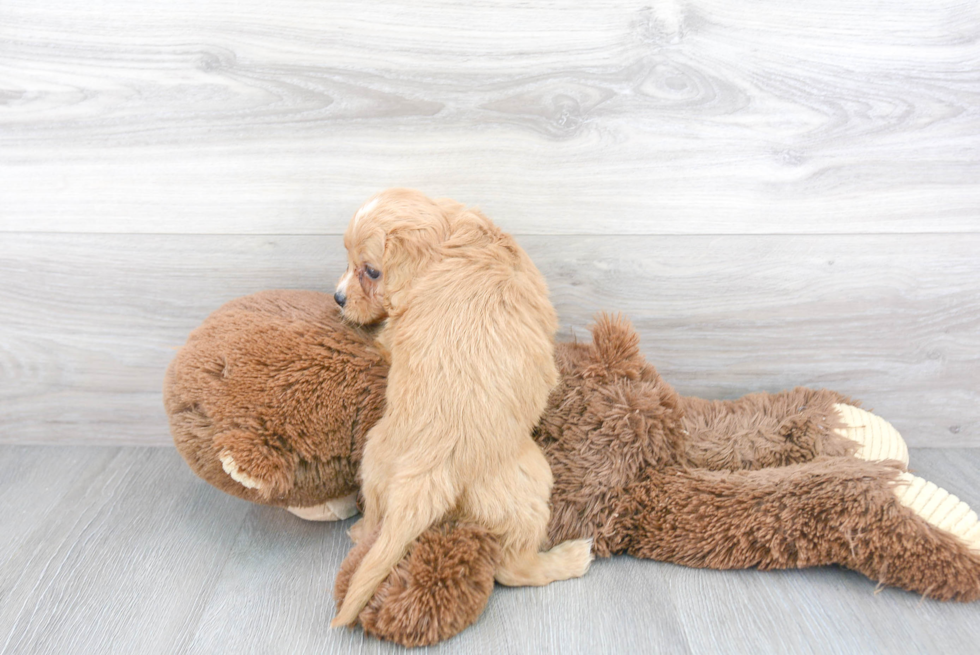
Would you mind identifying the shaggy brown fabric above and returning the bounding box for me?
[539,318,861,556]
[680,389,858,471]
[334,521,500,647]
[609,458,980,601]
[164,290,388,507]
[166,291,980,647]
[537,316,687,555]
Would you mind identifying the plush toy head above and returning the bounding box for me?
[164,290,388,509]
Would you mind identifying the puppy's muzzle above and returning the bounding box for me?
[334,290,346,307]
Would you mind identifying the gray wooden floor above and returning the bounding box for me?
[2,446,979,655]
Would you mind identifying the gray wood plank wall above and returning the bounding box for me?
[2,0,978,446]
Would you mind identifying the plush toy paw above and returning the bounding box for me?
[219,451,265,490]
[214,430,297,498]
[893,473,980,553]
[287,492,359,521]
[832,404,909,466]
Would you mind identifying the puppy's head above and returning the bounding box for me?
[335,188,453,324]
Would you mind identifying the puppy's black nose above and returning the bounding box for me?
[334,291,346,307]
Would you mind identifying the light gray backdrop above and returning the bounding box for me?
[2,0,978,446]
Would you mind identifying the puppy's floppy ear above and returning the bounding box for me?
[375,195,453,313]
[380,225,441,313]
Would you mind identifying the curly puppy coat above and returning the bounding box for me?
[330,189,593,627]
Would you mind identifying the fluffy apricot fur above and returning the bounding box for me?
[330,190,592,627]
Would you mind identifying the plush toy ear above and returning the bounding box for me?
[584,313,647,379]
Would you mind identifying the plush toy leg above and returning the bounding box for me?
[286,492,359,521]
[832,403,909,466]
[611,458,980,601]
[679,387,859,470]
[892,473,980,552]
[334,521,501,647]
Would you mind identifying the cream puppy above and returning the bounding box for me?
[331,189,592,628]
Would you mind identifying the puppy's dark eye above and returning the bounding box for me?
[364,265,381,280]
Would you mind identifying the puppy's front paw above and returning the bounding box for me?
[347,517,375,544]
[219,451,266,491]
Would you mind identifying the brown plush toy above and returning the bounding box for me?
[165,290,980,647]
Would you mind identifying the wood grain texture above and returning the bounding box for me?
[1,233,977,447]
[1,446,979,654]
[1,0,978,234]
[0,447,253,655]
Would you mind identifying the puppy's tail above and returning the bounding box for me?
[331,478,453,628]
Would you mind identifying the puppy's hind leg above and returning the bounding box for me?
[331,472,456,628]
[471,441,593,587]
[495,538,594,587]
